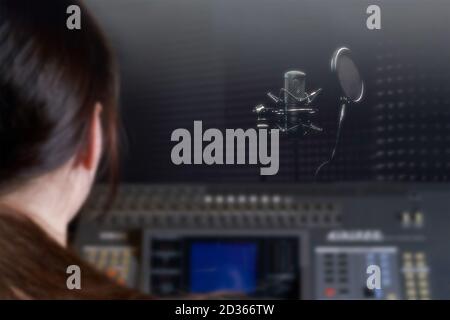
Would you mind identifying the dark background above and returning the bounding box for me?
[87,0,450,184]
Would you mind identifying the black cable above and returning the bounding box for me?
[314,103,346,180]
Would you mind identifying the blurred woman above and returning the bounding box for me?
[0,0,145,299]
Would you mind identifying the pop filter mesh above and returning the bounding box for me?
[336,54,363,102]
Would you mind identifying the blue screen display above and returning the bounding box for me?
[189,242,257,294]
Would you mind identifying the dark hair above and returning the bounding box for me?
[0,0,144,299]
[0,0,118,191]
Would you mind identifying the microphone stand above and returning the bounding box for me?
[314,97,348,180]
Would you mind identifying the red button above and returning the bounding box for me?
[325,287,336,298]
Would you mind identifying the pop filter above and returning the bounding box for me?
[315,47,365,179]
[331,47,364,103]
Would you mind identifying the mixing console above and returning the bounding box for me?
[72,183,450,299]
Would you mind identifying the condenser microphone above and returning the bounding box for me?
[284,71,306,106]
[254,68,322,134]
[284,71,306,132]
